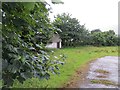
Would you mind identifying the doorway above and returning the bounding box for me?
[57,42,60,48]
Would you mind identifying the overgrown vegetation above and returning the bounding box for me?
[2,2,65,87]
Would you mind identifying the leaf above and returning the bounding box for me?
[21,72,33,79]
[44,73,50,80]
[55,65,59,70]
[22,2,35,12]
[51,0,64,4]
[2,59,8,69]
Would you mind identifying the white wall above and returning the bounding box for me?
[46,42,57,48]
[46,42,62,48]
[59,42,61,48]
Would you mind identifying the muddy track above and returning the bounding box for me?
[64,56,119,88]
[63,59,95,88]
[81,56,118,88]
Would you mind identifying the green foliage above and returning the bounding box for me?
[91,29,101,34]
[53,13,119,47]
[2,2,65,87]
[90,30,119,46]
[1,1,119,88]
[51,0,64,4]
[53,13,89,47]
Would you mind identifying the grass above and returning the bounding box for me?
[91,79,117,86]
[96,75,107,78]
[94,69,110,74]
[12,46,118,88]
[0,80,2,88]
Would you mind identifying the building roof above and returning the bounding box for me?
[50,34,62,43]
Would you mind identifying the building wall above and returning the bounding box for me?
[46,42,62,48]
[46,42,57,48]
[59,42,61,48]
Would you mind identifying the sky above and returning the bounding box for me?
[47,0,119,34]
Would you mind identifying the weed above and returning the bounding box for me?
[94,69,109,74]
[91,79,117,86]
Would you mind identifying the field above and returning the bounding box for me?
[12,46,118,88]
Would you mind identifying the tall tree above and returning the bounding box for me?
[91,29,101,34]
[53,13,89,47]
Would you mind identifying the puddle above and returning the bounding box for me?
[80,56,119,88]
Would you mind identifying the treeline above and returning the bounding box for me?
[89,29,120,46]
[53,13,120,47]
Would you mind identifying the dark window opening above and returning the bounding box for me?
[57,42,60,48]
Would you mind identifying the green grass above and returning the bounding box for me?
[0,80,2,88]
[12,46,118,88]
[94,69,110,74]
[91,79,117,86]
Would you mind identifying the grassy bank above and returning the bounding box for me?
[13,46,118,88]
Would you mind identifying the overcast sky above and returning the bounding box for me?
[47,0,119,34]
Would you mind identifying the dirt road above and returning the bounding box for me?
[80,56,119,88]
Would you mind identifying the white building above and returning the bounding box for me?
[46,34,62,48]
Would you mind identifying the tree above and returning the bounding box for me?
[104,30,117,46]
[116,35,120,46]
[91,29,101,34]
[53,13,89,47]
[2,2,65,87]
[90,29,118,46]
